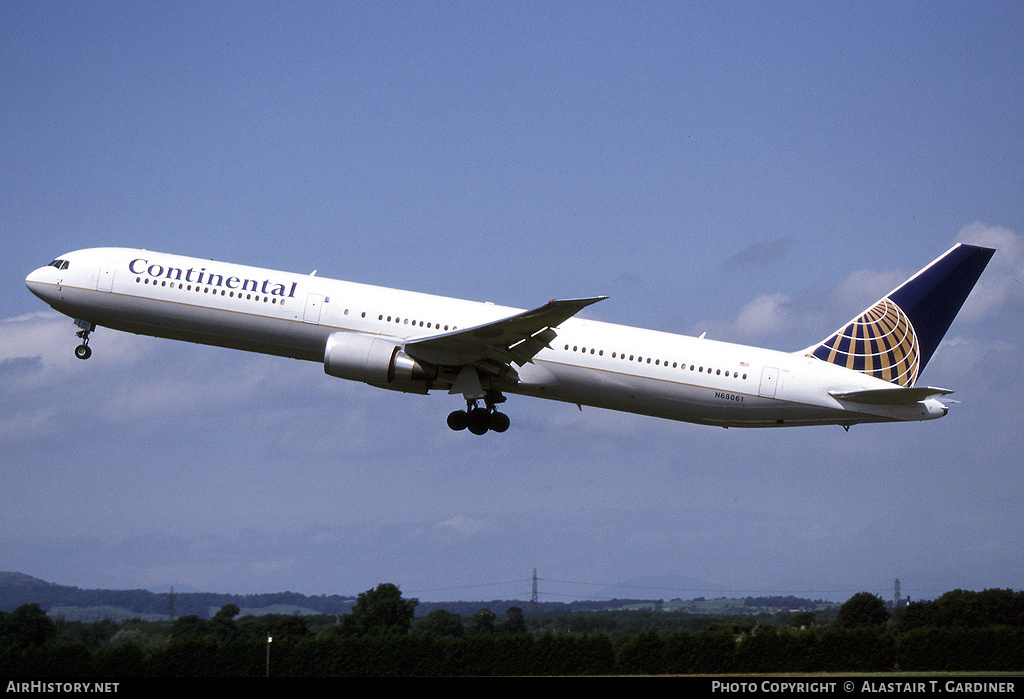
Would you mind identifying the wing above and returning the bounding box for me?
[403,296,606,373]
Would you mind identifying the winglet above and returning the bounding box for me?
[535,296,607,324]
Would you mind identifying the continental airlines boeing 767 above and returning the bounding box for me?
[25,243,993,434]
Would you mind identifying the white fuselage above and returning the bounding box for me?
[25,247,948,428]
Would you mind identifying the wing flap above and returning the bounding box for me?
[508,327,558,365]
[829,386,953,405]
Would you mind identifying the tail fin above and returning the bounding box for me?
[805,243,995,387]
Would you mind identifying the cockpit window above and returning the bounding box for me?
[48,259,69,270]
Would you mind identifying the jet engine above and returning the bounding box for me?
[324,331,437,394]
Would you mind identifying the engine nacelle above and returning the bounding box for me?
[324,331,437,394]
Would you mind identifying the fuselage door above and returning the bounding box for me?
[303,293,323,324]
[758,366,779,398]
[97,262,116,292]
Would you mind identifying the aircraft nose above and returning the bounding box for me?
[25,266,51,300]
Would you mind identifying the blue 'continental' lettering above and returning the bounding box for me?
[129,258,297,297]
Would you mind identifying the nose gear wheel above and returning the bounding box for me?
[73,321,95,360]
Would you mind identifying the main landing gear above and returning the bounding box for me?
[73,320,95,360]
[447,393,511,435]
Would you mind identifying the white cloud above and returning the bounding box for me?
[830,268,909,319]
[435,515,490,536]
[0,311,152,388]
[691,292,820,346]
[954,222,1024,322]
[731,292,797,338]
[0,309,394,452]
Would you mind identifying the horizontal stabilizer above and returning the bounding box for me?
[829,386,953,405]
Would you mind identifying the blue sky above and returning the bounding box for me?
[2,2,1022,604]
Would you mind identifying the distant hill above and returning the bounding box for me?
[0,572,357,620]
[0,572,64,590]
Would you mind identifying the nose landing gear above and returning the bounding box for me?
[73,320,95,360]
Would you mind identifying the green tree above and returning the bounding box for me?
[469,608,497,635]
[413,609,464,637]
[615,628,666,675]
[0,603,57,647]
[170,614,208,640]
[341,583,418,636]
[835,592,890,628]
[789,611,816,628]
[210,603,240,642]
[501,606,527,634]
[268,615,311,643]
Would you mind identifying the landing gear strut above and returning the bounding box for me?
[447,392,510,435]
[73,320,95,360]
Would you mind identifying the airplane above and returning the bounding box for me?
[25,243,993,434]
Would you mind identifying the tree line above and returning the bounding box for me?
[2,585,1022,676]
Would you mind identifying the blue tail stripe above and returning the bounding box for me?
[888,244,995,372]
